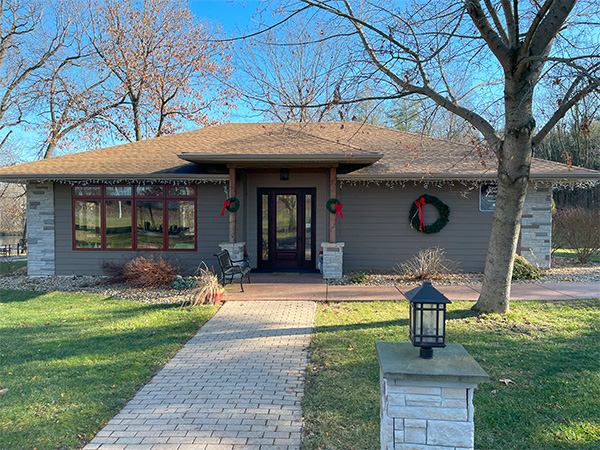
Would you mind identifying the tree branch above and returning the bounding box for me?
[532,80,600,147]
[465,0,511,69]
[483,0,509,45]
[521,0,555,56]
[500,0,517,47]
[528,0,577,57]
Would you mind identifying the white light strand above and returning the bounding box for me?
[337,177,596,190]
[20,178,228,186]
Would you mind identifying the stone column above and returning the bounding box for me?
[377,342,489,450]
[520,186,552,268]
[26,182,56,277]
[219,242,246,277]
[321,242,344,279]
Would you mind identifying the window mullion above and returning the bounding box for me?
[132,192,138,251]
[163,198,168,251]
[101,200,106,250]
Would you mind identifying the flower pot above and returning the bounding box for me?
[210,290,225,305]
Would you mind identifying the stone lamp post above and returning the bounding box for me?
[405,280,451,359]
[376,281,489,450]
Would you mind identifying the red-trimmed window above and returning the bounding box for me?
[72,184,196,251]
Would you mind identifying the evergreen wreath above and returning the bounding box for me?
[409,194,450,233]
[326,198,342,214]
[225,197,240,213]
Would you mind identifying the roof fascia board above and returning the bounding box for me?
[178,153,383,165]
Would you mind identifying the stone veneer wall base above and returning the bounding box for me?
[520,186,552,268]
[26,182,56,276]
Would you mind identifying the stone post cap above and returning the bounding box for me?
[321,242,345,248]
[376,342,489,384]
[219,242,246,247]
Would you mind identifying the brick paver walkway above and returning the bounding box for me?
[85,301,316,450]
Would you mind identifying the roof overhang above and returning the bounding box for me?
[177,152,383,169]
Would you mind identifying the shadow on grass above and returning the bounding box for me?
[313,318,409,334]
[0,289,47,303]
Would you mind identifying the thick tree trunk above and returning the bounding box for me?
[473,173,528,313]
[473,76,535,313]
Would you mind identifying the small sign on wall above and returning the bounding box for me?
[480,183,497,211]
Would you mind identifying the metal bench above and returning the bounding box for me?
[214,250,252,292]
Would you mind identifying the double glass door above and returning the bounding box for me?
[258,188,316,270]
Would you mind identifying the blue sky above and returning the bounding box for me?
[189,0,266,122]
[190,0,261,31]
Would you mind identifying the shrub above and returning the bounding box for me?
[551,219,568,256]
[512,254,544,280]
[396,247,459,281]
[122,255,178,288]
[101,261,127,284]
[171,275,200,290]
[552,207,600,263]
[350,272,368,284]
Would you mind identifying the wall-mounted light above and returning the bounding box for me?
[280,168,290,181]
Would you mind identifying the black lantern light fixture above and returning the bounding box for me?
[404,280,451,359]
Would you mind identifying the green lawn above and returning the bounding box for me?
[302,300,600,450]
[0,260,26,275]
[0,289,218,450]
[554,249,600,263]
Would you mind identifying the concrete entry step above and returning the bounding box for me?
[224,273,327,302]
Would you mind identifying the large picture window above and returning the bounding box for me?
[72,184,196,251]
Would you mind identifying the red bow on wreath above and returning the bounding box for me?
[414,197,426,231]
[335,203,344,220]
[221,200,231,216]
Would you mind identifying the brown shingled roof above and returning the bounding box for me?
[0,122,598,182]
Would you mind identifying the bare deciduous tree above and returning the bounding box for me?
[0,181,24,235]
[84,0,235,142]
[33,12,128,159]
[233,14,366,122]
[2,0,236,158]
[0,0,69,150]
[273,0,600,313]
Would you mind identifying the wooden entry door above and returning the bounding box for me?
[258,188,316,270]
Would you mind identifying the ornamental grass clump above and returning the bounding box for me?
[122,255,179,287]
[396,247,459,281]
[185,263,224,306]
[512,254,544,280]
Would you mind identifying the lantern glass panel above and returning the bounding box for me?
[421,306,438,344]
[437,306,446,344]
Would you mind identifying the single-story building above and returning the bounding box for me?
[0,122,597,278]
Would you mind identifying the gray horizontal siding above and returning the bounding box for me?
[337,184,494,272]
[54,183,228,276]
